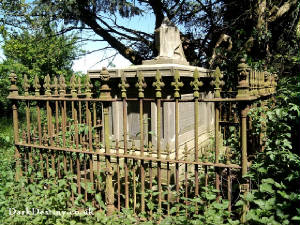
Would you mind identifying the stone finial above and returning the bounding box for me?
[59,75,66,96]
[152,70,165,98]
[84,75,93,98]
[44,74,51,96]
[23,74,30,96]
[70,74,77,98]
[99,67,111,99]
[171,70,184,98]
[135,71,147,98]
[210,67,224,98]
[143,17,189,65]
[118,72,129,98]
[8,72,18,97]
[236,57,250,98]
[52,76,59,95]
[33,75,41,96]
[190,69,203,98]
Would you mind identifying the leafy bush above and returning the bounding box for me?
[245,75,300,224]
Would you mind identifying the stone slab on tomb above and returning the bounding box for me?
[88,63,209,79]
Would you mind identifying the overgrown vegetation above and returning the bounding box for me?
[0,125,240,225]
[243,76,300,225]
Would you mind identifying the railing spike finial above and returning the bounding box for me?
[33,75,41,96]
[171,70,184,98]
[210,67,224,98]
[23,74,30,96]
[118,72,129,98]
[135,71,147,98]
[44,74,51,96]
[59,74,66,96]
[152,70,165,98]
[84,74,93,98]
[190,69,203,98]
[70,74,78,98]
[52,76,59,95]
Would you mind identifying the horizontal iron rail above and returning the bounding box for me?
[7,95,270,103]
[16,143,241,169]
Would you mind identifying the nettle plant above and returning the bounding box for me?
[0,140,241,225]
[244,76,300,225]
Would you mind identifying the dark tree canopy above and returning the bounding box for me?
[1,0,299,74]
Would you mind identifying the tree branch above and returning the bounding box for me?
[75,0,144,64]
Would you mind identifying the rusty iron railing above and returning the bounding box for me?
[7,58,277,220]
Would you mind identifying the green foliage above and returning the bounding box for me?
[0,23,81,115]
[0,117,239,224]
[246,75,300,224]
[1,28,79,80]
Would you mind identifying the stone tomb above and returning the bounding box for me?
[88,64,215,154]
[88,18,215,157]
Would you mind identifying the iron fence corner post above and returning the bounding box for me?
[240,103,249,223]
[237,58,250,99]
[9,72,21,181]
[99,67,115,216]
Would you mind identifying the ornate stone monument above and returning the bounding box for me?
[143,17,189,65]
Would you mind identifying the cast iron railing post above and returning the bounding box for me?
[190,68,203,206]
[99,67,114,216]
[118,72,130,208]
[211,67,224,197]
[237,58,251,223]
[136,71,147,213]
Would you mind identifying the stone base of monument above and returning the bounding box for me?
[142,57,189,66]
